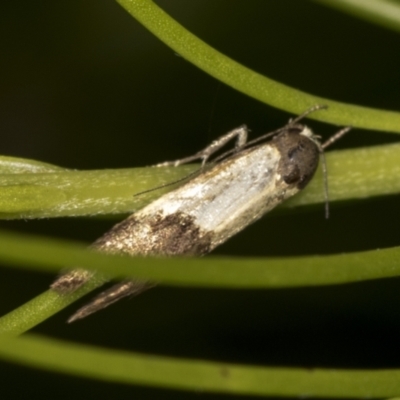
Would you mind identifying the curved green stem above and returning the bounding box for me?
[115,0,400,132]
[0,333,400,398]
[1,229,400,334]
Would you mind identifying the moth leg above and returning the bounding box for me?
[157,125,249,168]
[67,280,153,323]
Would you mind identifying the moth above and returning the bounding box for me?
[51,105,350,322]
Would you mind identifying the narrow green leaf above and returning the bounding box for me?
[115,0,400,132]
[1,229,400,290]
[2,143,400,218]
[0,157,197,218]
[1,229,400,289]
[2,228,400,333]
[0,280,104,335]
[1,334,400,398]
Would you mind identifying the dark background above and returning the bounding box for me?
[1,1,400,399]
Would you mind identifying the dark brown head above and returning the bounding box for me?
[272,125,320,189]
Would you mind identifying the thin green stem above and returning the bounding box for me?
[115,0,400,132]
[0,280,104,335]
[1,230,400,334]
[1,333,400,397]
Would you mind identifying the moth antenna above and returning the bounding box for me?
[290,104,328,125]
[133,168,202,198]
[319,126,352,218]
[322,126,352,150]
[319,150,330,219]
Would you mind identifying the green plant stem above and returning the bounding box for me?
[2,142,400,218]
[2,230,400,289]
[115,0,400,132]
[0,157,197,218]
[0,279,104,335]
[1,230,400,334]
[1,333,400,398]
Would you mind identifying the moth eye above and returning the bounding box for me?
[282,165,301,184]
